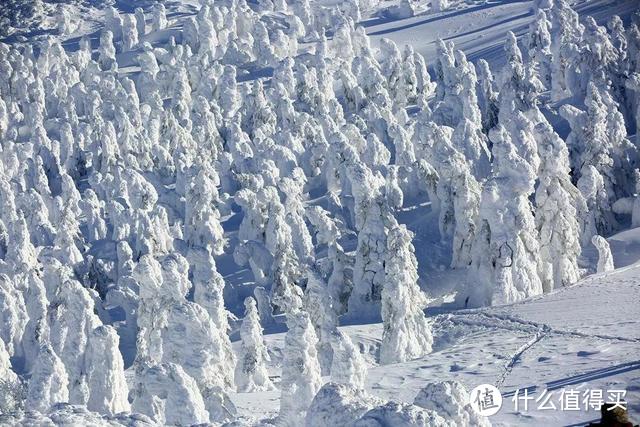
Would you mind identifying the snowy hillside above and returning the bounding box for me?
[0,0,639,425]
[231,228,640,426]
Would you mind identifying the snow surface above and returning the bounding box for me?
[230,228,640,426]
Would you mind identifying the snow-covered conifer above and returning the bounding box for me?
[592,235,614,273]
[26,344,69,413]
[304,268,337,375]
[122,14,139,51]
[57,5,72,36]
[450,169,481,268]
[306,383,381,427]
[498,32,543,119]
[380,224,433,364]
[217,65,240,119]
[466,124,543,307]
[0,338,21,412]
[135,7,146,39]
[385,165,404,211]
[562,82,636,235]
[279,311,322,425]
[234,297,274,392]
[132,362,210,425]
[613,170,640,226]
[577,165,611,246]
[534,121,583,291]
[183,16,199,53]
[48,279,101,404]
[151,3,168,31]
[264,189,304,314]
[346,157,392,319]
[354,401,446,425]
[306,206,352,315]
[527,10,552,89]
[184,168,225,255]
[330,330,367,390]
[549,0,583,100]
[105,6,122,42]
[279,169,314,264]
[0,274,27,360]
[432,0,449,12]
[98,30,117,71]
[85,325,130,415]
[476,59,499,134]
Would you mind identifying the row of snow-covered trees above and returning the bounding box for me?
[0,0,638,424]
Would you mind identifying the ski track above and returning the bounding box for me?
[445,311,640,344]
[495,328,548,389]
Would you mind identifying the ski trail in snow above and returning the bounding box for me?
[495,328,548,389]
[444,312,640,343]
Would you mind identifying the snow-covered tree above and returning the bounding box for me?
[304,268,337,375]
[264,189,304,314]
[414,381,490,427]
[234,297,274,392]
[26,344,69,413]
[613,169,640,228]
[184,168,225,255]
[306,383,382,427]
[279,311,322,425]
[549,0,583,101]
[131,362,210,425]
[346,157,393,319]
[306,206,352,316]
[592,235,614,273]
[562,82,636,235]
[152,3,167,31]
[84,325,130,415]
[571,17,620,105]
[534,121,582,291]
[465,123,543,307]
[56,5,72,35]
[98,30,116,71]
[577,165,612,246]
[330,330,367,390]
[477,59,499,134]
[527,10,552,89]
[498,31,543,120]
[135,7,146,39]
[450,168,481,268]
[380,224,433,364]
[47,279,101,405]
[122,14,139,51]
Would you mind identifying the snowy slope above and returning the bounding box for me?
[365,0,639,67]
[230,228,640,426]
